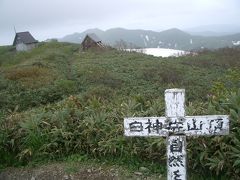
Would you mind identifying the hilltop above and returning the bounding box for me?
[1,42,239,111]
[0,42,240,179]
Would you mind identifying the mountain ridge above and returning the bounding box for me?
[59,28,240,50]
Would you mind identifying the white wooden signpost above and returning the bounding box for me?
[124,89,229,180]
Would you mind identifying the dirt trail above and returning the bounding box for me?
[0,163,163,180]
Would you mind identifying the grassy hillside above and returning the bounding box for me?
[0,42,240,179]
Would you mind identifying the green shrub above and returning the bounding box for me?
[54,79,78,94]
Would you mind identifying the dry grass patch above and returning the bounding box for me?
[5,66,56,88]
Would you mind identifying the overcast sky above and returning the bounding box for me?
[1,0,240,45]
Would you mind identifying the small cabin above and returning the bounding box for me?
[81,33,105,50]
[13,31,38,52]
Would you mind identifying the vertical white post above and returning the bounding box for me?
[165,89,186,180]
[167,136,187,180]
[165,89,185,117]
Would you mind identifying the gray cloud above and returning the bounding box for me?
[1,0,240,45]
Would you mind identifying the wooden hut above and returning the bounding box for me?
[81,33,105,50]
[13,31,38,52]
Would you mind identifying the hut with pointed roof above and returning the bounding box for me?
[81,33,105,50]
[13,31,38,52]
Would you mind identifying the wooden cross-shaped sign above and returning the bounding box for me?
[124,89,229,180]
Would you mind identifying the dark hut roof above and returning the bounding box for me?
[87,33,101,42]
[13,31,38,45]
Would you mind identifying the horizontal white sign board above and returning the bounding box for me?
[124,115,229,137]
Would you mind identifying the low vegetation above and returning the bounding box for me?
[0,42,239,179]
